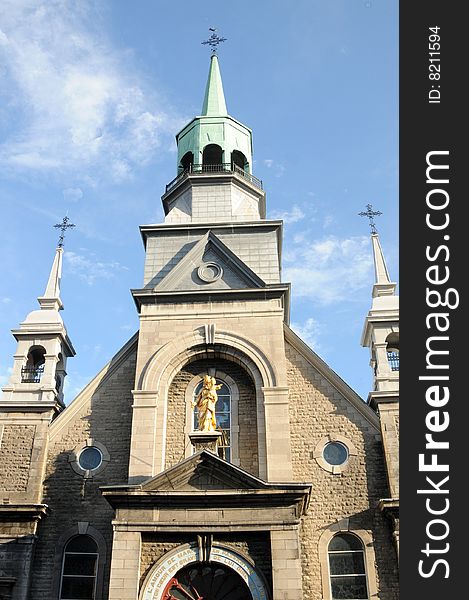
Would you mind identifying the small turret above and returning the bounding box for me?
[360,210,399,555]
[1,243,75,411]
[361,232,399,396]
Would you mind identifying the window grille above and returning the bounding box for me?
[387,351,399,371]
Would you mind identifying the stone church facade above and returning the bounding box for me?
[0,54,399,600]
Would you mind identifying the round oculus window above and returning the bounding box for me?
[197,262,223,283]
[322,441,349,466]
[78,446,103,471]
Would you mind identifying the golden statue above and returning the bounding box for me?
[192,375,223,432]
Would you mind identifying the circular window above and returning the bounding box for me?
[78,446,103,471]
[323,441,349,466]
[313,435,357,473]
[197,262,223,283]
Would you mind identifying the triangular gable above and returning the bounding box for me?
[154,231,266,292]
[284,324,381,431]
[49,333,139,441]
[141,450,271,492]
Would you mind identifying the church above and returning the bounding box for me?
[0,47,399,600]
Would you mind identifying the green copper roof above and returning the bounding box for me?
[201,54,227,116]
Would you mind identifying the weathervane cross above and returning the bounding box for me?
[359,204,382,234]
[202,28,227,55]
[54,216,75,248]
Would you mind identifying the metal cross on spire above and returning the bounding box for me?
[359,204,382,235]
[54,216,75,248]
[202,28,227,55]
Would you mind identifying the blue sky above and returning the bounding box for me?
[0,0,398,402]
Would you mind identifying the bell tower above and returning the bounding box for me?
[128,44,293,485]
[360,207,399,556]
[0,232,75,599]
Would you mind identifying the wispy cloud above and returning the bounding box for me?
[270,204,305,224]
[63,187,83,202]
[64,250,128,285]
[263,158,285,177]
[291,318,323,351]
[283,235,373,305]
[0,0,182,183]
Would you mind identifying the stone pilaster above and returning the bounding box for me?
[108,530,141,600]
[262,387,293,481]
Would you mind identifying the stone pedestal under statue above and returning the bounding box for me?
[189,430,222,454]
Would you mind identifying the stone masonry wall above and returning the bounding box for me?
[29,343,137,600]
[285,341,399,600]
[0,425,35,492]
[140,534,193,588]
[165,358,259,476]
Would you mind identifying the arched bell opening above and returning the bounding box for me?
[231,150,248,173]
[179,151,194,173]
[202,144,223,167]
[55,352,65,396]
[22,345,46,383]
[386,333,399,371]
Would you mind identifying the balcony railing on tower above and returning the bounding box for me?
[21,364,45,383]
[166,163,263,193]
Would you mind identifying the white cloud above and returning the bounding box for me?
[64,250,128,285]
[283,235,373,305]
[63,187,83,202]
[270,204,305,224]
[262,158,285,177]
[291,318,322,351]
[1,297,12,304]
[0,0,181,183]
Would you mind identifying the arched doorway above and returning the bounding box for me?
[140,543,269,600]
[162,563,252,599]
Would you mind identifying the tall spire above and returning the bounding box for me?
[37,246,64,311]
[201,54,227,116]
[371,233,396,298]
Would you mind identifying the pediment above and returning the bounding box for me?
[141,450,270,493]
[154,231,265,292]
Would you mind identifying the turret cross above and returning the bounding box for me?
[202,28,227,55]
[359,204,382,234]
[54,216,75,248]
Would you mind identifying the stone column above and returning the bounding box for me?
[262,387,293,481]
[271,528,303,599]
[108,530,141,600]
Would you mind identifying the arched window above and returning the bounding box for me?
[386,333,399,371]
[179,151,194,173]
[328,533,368,599]
[202,144,223,167]
[22,346,46,383]
[231,149,248,172]
[193,379,231,461]
[59,535,98,600]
